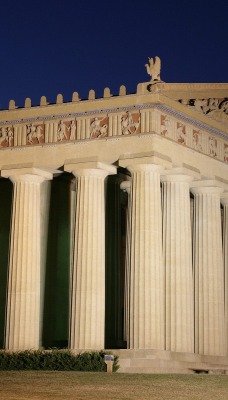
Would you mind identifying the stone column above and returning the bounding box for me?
[191,182,225,356]
[65,161,116,350]
[161,173,194,353]
[2,168,52,351]
[121,163,165,349]
[105,174,128,349]
[221,194,228,356]
[39,180,51,342]
[120,180,131,344]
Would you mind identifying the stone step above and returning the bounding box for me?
[113,349,228,374]
[118,358,228,373]
[119,366,192,374]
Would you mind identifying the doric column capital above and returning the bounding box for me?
[190,180,224,196]
[1,167,53,183]
[127,163,163,174]
[161,174,193,183]
[191,186,224,196]
[221,193,228,206]
[71,169,112,179]
[161,166,199,183]
[119,151,172,169]
[64,160,116,178]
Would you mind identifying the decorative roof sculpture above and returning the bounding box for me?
[145,56,161,81]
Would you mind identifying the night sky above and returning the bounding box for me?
[0,0,227,110]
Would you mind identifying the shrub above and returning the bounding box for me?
[0,349,119,372]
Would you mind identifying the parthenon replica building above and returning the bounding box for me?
[0,57,228,373]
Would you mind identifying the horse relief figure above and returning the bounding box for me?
[27,124,43,144]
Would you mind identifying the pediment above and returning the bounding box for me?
[138,82,228,133]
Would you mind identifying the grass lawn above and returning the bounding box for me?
[0,371,228,400]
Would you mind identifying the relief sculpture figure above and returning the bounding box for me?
[0,126,14,146]
[224,145,228,162]
[0,127,9,146]
[90,117,108,138]
[69,120,76,140]
[121,111,140,135]
[58,120,69,141]
[209,137,217,157]
[90,118,101,137]
[6,127,14,146]
[177,123,186,144]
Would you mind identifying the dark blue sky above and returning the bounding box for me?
[0,0,227,109]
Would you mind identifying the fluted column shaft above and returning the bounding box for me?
[191,185,225,356]
[69,167,113,349]
[120,180,131,343]
[162,174,194,353]
[221,195,228,356]
[4,172,50,350]
[127,164,165,349]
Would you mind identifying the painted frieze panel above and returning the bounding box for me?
[176,122,186,145]
[57,120,71,141]
[0,125,14,147]
[160,115,172,138]
[121,111,140,135]
[26,123,44,145]
[90,116,108,138]
[224,144,228,163]
[192,129,203,152]
[209,136,217,158]
[69,119,77,140]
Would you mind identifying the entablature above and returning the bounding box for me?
[0,102,227,165]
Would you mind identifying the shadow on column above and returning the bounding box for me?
[0,179,12,348]
[42,173,73,349]
[105,169,128,349]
